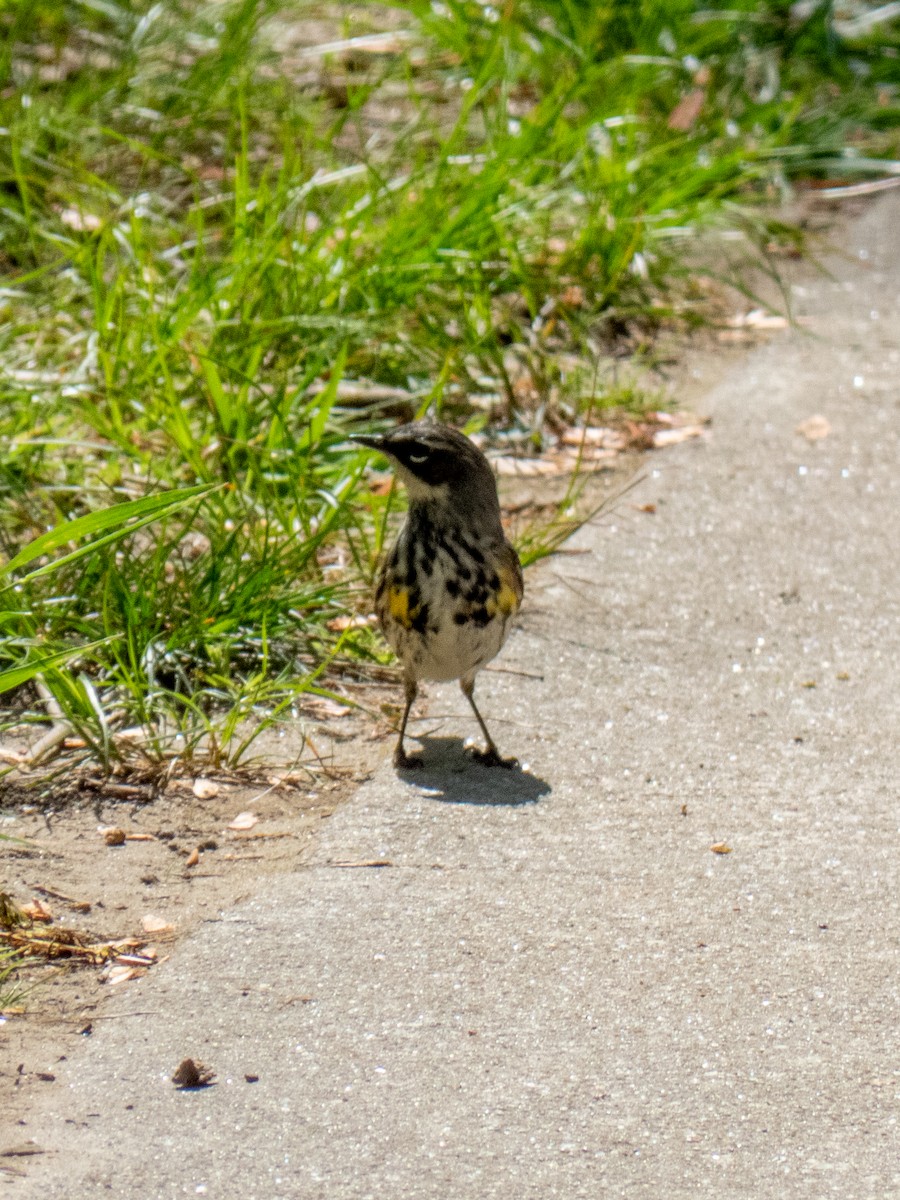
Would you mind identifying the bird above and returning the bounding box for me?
[352,420,523,770]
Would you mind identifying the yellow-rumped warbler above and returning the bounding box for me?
[353,420,523,770]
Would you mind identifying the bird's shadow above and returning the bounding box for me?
[397,736,551,806]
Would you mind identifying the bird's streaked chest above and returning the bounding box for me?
[374,517,521,682]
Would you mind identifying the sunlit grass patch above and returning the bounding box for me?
[1,0,897,776]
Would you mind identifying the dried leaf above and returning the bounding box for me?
[192,778,219,800]
[172,1058,216,1088]
[106,964,144,985]
[114,727,148,744]
[304,695,353,717]
[20,899,53,923]
[512,372,538,403]
[0,925,155,968]
[726,309,789,330]
[560,284,586,308]
[667,88,706,132]
[0,1141,45,1157]
[142,914,174,935]
[325,614,375,633]
[329,859,393,868]
[710,842,732,855]
[311,378,414,403]
[560,426,626,450]
[271,769,319,786]
[795,414,831,442]
[32,885,91,913]
[493,456,563,477]
[230,831,293,841]
[195,164,227,182]
[185,847,200,868]
[652,425,707,448]
[107,937,142,951]
[748,312,789,329]
[227,811,258,832]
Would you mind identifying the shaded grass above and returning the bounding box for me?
[0,0,897,773]
[1,946,30,1012]
[1,890,32,1011]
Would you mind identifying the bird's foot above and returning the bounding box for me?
[469,746,518,770]
[394,748,424,771]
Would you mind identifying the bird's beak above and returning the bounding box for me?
[350,433,388,453]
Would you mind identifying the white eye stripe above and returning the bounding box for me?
[409,453,429,463]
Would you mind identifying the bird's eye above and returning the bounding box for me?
[409,452,429,464]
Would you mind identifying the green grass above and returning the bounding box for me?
[1,946,29,1012]
[1,890,30,1011]
[1,0,898,776]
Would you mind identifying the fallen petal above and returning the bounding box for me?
[652,426,706,447]
[227,811,258,832]
[106,964,143,985]
[142,915,174,935]
[795,414,831,442]
[192,778,220,800]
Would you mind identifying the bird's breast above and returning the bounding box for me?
[375,528,521,682]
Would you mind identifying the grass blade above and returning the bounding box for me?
[4,485,222,580]
[0,639,115,697]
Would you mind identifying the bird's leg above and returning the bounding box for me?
[394,676,423,770]
[460,676,517,769]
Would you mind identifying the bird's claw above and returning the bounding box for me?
[394,749,424,771]
[469,746,518,770]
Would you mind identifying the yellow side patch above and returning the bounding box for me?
[496,582,520,616]
[495,561,522,617]
[388,586,424,630]
[486,576,520,619]
[388,586,411,627]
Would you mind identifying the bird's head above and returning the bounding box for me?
[352,421,501,521]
